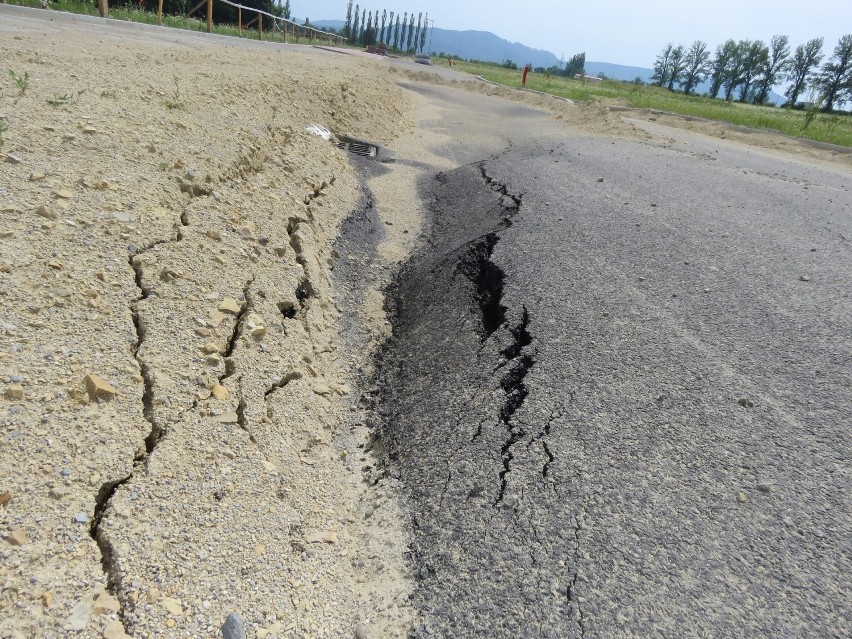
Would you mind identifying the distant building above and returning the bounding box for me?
[574,73,603,82]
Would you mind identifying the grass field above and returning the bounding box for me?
[454,60,852,148]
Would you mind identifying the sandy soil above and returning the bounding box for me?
[0,17,417,639]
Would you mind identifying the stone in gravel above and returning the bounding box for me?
[218,298,243,314]
[93,593,121,615]
[220,613,247,639]
[103,620,131,639]
[93,179,112,190]
[355,623,370,639]
[29,172,46,181]
[217,411,239,424]
[202,342,219,354]
[5,154,23,164]
[306,530,339,544]
[0,491,11,506]
[737,397,753,408]
[162,597,183,615]
[6,529,26,545]
[83,126,97,135]
[63,133,76,141]
[47,259,63,270]
[799,275,811,282]
[756,482,772,493]
[4,384,24,400]
[74,512,89,524]
[65,592,95,630]
[85,374,116,400]
[36,205,59,220]
[736,492,747,503]
[53,189,74,199]
[211,384,229,400]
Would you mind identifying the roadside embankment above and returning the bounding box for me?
[1,16,416,638]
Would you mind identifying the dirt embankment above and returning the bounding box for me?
[1,24,414,639]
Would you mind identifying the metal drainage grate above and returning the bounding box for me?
[335,135,380,158]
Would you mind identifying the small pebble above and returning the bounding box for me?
[221,612,247,639]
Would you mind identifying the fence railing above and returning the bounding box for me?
[87,0,345,44]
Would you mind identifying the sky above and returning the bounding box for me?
[296,0,851,68]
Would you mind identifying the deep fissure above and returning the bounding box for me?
[459,233,506,341]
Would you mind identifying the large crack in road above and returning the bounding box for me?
[377,159,580,638]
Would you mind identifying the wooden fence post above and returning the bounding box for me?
[206,0,212,33]
[258,13,262,40]
[97,0,108,17]
[157,0,163,25]
[238,7,241,36]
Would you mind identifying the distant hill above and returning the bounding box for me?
[311,20,560,68]
[311,20,785,105]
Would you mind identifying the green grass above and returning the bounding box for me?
[453,60,852,147]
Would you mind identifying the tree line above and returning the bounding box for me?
[341,2,429,51]
[652,34,852,112]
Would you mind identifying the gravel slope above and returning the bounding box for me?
[1,10,416,638]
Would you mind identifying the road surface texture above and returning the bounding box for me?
[378,84,851,638]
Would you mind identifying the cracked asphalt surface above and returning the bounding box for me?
[378,86,851,637]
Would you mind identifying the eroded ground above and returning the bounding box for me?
[0,18,415,639]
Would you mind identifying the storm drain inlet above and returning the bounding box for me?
[336,135,380,158]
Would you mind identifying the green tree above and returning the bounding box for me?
[414,12,422,53]
[419,12,429,52]
[785,37,824,106]
[754,35,790,105]
[817,34,852,111]
[709,41,734,98]
[282,0,290,20]
[387,11,394,45]
[666,45,687,90]
[651,44,674,87]
[343,0,353,39]
[722,41,746,101]
[737,40,769,102]
[681,40,710,95]
[351,3,360,44]
[360,25,377,46]
[396,13,406,50]
[366,10,373,33]
[380,9,387,44]
[406,12,416,51]
[565,52,585,78]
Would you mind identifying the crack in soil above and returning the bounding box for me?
[264,371,303,397]
[88,227,190,628]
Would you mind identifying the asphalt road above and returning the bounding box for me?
[378,86,851,637]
